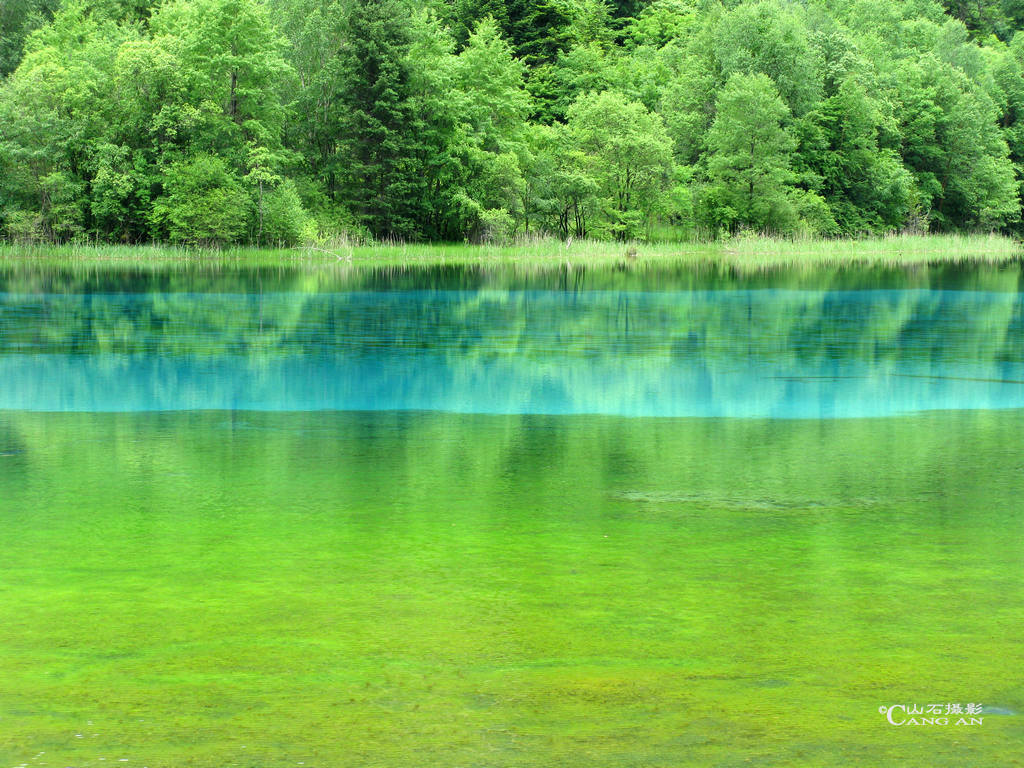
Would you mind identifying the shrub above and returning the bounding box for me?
[254,179,311,246]
[151,155,250,246]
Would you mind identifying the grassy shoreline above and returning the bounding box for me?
[0,233,1021,269]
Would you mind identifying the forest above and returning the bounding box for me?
[3,0,1024,246]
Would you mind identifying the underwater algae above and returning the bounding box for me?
[0,260,1022,766]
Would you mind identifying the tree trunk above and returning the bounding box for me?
[229,71,238,120]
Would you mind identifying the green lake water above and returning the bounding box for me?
[0,262,1022,766]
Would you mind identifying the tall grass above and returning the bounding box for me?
[0,233,1019,269]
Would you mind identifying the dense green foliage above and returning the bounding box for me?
[4,0,1024,244]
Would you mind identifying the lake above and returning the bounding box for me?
[1,260,1022,766]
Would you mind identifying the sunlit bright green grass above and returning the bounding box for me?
[1,409,1022,766]
[1,232,1020,270]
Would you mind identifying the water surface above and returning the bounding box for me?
[0,261,1022,766]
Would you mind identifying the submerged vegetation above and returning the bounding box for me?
[1,266,1023,761]
[4,0,1024,246]
[6,406,1024,767]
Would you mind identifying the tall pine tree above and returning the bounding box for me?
[337,0,439,238]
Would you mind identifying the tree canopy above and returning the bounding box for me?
[3,0,1024,244]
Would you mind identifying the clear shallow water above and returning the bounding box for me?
[0,262,1022,766]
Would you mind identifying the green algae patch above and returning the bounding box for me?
[0,410,1022,766]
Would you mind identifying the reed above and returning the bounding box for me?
[0,233,1019,269]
